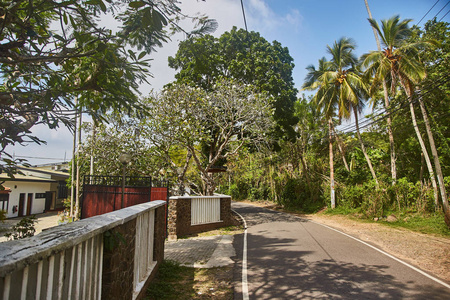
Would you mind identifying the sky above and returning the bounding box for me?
[7,0,450,166]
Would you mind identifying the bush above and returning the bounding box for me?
[387,178,434,213]
[4,216,37,240]
[360,181,389,218]
[228,181,250,200]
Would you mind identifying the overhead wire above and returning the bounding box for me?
[240,0,248,32]
[439,10,450,21]
[332,2,450,136]
[338,73,450,134]
[417,0,440,25]
[435,1,450,20]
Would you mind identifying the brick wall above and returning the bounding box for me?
[102,219,136,300]
[167,196,233,240]
[102,204,167,300]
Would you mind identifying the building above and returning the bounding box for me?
[0,164,69,218]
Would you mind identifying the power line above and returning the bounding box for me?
[439,9,450,21]
[417,0,440,26]
[240,0,248,32]
[435,1,450,20]
[336,71,450,135]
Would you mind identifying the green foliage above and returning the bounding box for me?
[334,178,435,219]
[144,79,274,195]
[384,212,450,237]
[168,27,298,140]
[0,0,216,176]
[4,216,37,240]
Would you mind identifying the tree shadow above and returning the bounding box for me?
[233,203,306,226]
[232,219,450,299]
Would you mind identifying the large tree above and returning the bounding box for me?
[364,0,397,184]
[168,27,298,140]
[0,0,215,176]
[303,38,378,208]
[144,78,275,195]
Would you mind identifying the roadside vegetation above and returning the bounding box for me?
[3,1,449,232]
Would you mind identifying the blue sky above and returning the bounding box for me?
[8,0,449,165]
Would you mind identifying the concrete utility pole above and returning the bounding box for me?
[70,97,77,219]
[75,108,82,219]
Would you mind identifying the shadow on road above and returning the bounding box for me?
[232,203,449,299]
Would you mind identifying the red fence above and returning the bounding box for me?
[81,176,168,219]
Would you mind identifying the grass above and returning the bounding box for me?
[383,213,450,237]
[322,206,450,237]
[145,260,233,300]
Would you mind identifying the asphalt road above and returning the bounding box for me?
[232,201,450,299]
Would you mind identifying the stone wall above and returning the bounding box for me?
[102,219,136,300]
[0,201,167,300]
[102,204,167,300]
[167,196,232,240]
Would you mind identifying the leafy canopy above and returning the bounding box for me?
[0,0,215,176]
[168,27,298,140]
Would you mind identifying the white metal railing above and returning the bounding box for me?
[0,201,165,300]
[191,197,221,225]
[133,209,156,299]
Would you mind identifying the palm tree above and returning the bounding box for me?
[361,16,449,227]
[364,0,397,184]
[304,38,379,208]
[303,57,337,208]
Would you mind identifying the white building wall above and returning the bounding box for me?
[5,181,52,218]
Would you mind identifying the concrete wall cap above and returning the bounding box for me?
[169,194,231,200]
[0,200,166,277]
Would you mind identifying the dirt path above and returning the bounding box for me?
[239,201,450,284]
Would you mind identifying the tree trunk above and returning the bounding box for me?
[417,96,450,226]
[354,110,379,187]
[364,0,397,184]
[384,81,397,185]
[328,118,335,209]
[419,152,425,185]
[402,83,439,208]
[205,173,216,196]
[332,125,350,172]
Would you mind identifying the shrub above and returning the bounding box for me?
[4,216,37,240]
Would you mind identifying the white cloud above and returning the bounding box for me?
[144,0,245,93]
[286,9,303,32]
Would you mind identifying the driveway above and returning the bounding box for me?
[232,201,450,299]
[0,211,60,242]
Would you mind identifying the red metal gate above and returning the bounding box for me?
[81,176,168,219]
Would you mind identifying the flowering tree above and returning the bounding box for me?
[144,79,275,195]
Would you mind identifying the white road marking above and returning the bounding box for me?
[311,220,450,290]
[232,209,249,300]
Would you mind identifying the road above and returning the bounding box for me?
[232,201,450,299]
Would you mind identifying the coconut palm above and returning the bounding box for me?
[361,16,449,227]
[303,57,337,208]
[364,0,397,184]
[303,37,379,208]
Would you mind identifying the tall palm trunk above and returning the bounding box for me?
[354,109,379,186]
[364,0,397,184]
[328,118,336,209]
[417,96,450,226]
[401,81,439,207]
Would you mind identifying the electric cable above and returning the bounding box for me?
[417,0,440,26]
